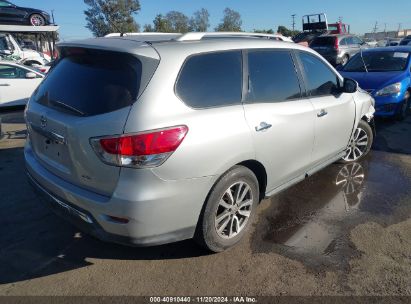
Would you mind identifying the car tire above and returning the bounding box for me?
[340,120,373,163]
[29,14,46,26]
[396,92,410,121]
[195,166,259,252]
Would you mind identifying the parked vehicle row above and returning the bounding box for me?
[24,33,375,252]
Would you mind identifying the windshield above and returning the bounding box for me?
[343,51,410,72]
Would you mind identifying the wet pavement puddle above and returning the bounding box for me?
[251,151,411,271]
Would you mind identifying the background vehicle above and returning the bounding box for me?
[294,13,350,45]
[385,38,402,47]
[339,47,411,120]
[310,34,368,66]
[364,38,378,47]
[24,33,375,253]
[0,60,44,107]
[0,0,51,26]
[0,33,50,65]
[400,37,411,46]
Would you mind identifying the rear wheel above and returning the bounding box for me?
[195,166,259,252]
[341,120,373,163]
[29,14,46,26]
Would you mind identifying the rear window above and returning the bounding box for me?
[176,51,242,109]
[33,49,142,116]
[310,37,336,47]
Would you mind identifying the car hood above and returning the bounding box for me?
[340,70,408,90]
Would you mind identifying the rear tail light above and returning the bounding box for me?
[90,126,188,168]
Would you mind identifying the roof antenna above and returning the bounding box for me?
[106,16,125,37]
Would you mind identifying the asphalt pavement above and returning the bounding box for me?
[0,109,410,296]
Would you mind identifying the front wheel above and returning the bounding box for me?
[29,14,46,26]
[195,166,259,252]
[341,120,373,163]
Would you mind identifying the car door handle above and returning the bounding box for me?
[0,84,10,86]
[255,122,272,132]
[317,109,328,118]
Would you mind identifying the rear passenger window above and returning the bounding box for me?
[247,50,301,102]
[176,51,242,108]
[299,52,340,97]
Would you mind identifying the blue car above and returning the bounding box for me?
[339,46,411,120]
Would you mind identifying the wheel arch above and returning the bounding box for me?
[236,160,267,202]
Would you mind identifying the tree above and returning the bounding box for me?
[215,8,242,32]
[253,29,274,34]
[189,8,210,32]
[143,24,154,32]
[165,11,190,33]
[152,14,172,32]
[277,25,300,37]
[84,0,141,37]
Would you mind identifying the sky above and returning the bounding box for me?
[11,0,411,41]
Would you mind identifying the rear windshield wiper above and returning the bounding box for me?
[49,99,86,116]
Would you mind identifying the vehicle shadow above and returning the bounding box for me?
[372,115,411,155]
[0,145,209,285]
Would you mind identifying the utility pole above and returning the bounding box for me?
[397,23,402,38]
[384,23,387,33]
[291,14,296,32]
[372,21,378,33]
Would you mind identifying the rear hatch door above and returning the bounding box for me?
[26,44,159,196]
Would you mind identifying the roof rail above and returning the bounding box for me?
[176,32,285,41]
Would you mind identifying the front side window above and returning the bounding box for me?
[176,51,242,108]
[0,64,27,79]
[247,50,301,103]
[299,52,340,97]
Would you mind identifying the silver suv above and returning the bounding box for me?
[25,32,375,252]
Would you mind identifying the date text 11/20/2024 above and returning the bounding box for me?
[149,296,257,303]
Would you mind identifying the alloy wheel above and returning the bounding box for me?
[335,163,365,195]
[343,127,369,162]
[30,15,45,26]
[214,181,253,239]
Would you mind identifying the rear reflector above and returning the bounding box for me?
[90,126,188,168]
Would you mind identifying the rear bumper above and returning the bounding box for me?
[25,144,217,247]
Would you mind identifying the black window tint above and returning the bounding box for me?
[299,52,340,97]
[176,51,242,108]
[340,38,347,46]
[247,50,301,102]
[33,49,142,116]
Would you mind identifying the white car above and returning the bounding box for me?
[0,61,44,107]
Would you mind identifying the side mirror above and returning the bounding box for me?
[342,78,358,93]
[25,72,37,79]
